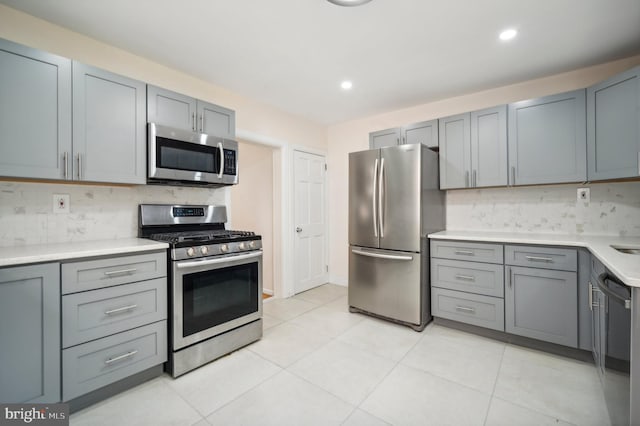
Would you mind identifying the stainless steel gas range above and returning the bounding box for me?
[139,204,263,377]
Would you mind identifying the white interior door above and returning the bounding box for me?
[293,150,327,294]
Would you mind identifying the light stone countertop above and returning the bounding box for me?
[428,230,640,288]
[0,238,169,267]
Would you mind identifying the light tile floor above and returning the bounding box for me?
[70,284,610,426]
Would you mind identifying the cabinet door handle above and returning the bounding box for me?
[455,274,475,282]
[454,250,474,256]
[77,154,82,180]
[63,152,69,179]
[455,305,476,314]
[511,166,516,185]
[200,114,204,132]
[192,112,196,131]
[104,268,138,277]
[104,304,138,316]
[473,170,477,187]
[507,266,512,288]
[525,255,553,263]
[104,350,138,365]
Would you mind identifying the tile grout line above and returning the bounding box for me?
[481,341,507,426]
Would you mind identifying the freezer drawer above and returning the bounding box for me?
[348,246,422,325]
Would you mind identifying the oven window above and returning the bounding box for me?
[182,262,258,337]
[157,136,219,173]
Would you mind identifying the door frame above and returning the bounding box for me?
[234,129,328,298]
[291,146,329,296]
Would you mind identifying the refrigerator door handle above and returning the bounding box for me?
[372,158,379,237]
[379,157,385,238]
[351,249,413,261]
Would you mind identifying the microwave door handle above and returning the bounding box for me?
[218,142,224,179]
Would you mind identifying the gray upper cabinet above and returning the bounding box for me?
[147,85,235,138]
[508,90,587,186]
[73,62,146,184]
[587,66,640,181]
[439,113,471,189]
[199,101,236,139]
[369,127,401,149]
[471,105,508,188]
[0,263,60,403]
[439,106,507,189]
[147,85,197,131]
[0,39,71,180]
[402,120,438,148]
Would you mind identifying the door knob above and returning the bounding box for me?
[296,227,302,233]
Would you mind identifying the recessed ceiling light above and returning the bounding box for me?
[499,28,518,41]
[341,80,353,90]
[327,0,373,6]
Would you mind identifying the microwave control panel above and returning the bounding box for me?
[223,149,237,176]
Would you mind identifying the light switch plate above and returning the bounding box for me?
[577,187,590,203]
[53,194,70,214]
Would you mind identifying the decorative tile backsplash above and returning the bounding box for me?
[446,181,640,237]
[0,181,227,247]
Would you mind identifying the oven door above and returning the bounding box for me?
[172,251,262,350]
[148,123,238,186]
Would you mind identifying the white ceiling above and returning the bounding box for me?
[2,0,640,125]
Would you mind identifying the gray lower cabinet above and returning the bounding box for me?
[72,62,146,184]
[439,106,507,189]
[505,265,578,347]
[0,38,71,180]
[508,89,587,185]
[0,263,60,403]
[147,85,235,138]
[432,287,505,331]
[62,321,167,401]
[587,66,640,181]
[61,251,168,403]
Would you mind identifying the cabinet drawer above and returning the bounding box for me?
[505,245,576,271]
[62,278,167,348]
[62,321,167,401]
[431,287,505,331]
[430,240,503,264]
[431,258,504,297]
[62,251,166,294]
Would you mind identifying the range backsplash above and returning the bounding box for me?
[0,181,227,247]
[446,181,640,237]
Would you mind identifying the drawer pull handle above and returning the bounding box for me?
[104,268,138,277]
[454,250,474,256]
[104,350,138,365]
[525,256,553,263]
[104,304,138,316]
[455,274,475,282]
[455,305,476,314]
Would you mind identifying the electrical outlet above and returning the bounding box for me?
[53,194,70,214]
[577,187,590,203]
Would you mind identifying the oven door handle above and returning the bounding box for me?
[176,251,262,269]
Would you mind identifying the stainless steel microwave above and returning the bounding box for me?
[147,123,238,187]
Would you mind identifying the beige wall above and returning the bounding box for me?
[230,141,275,294]
[327,54,640,285]
[0,4,327,150]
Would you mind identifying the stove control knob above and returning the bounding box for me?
[220,244,229,253]
[186,247,196,257]
[249,241,256,249]
[239,242,246,250]
[200,246,209,255]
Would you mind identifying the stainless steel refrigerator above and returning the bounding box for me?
[348,143,445,331]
